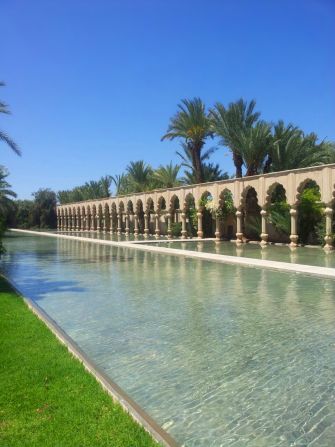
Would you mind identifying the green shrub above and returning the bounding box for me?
[170,222,182,237]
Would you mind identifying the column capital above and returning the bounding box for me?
[325,207,333,216]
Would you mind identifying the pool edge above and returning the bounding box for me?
[3,275,179,447]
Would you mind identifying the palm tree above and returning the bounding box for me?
[0,82,21,156]
[183,162,229,184]
[269,121,331,172]
[162,98,212,183]
[99,175,113,197]
[0,166,17,214]
[111,174,130,195]
[236,121,273,176]
[126,160,153,192]
[211,99,260,177]
[153,162,182,188]
[176,142,217,182]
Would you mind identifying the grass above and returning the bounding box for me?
[0,275,159,447]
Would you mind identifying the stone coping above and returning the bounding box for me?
[4,275,178,447]
[9,229,335,280]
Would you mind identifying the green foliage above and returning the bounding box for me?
[153,162,182,188]
[211,99,260,177]
[0,82,21,156]
[269,121,332,172]
[244,215,261,239]
[170,222,182,237]
[268,202,290,236]
[297,185,323,244]
[7,189,57,230]
[162,98,213,183]
[0,276,158,447]
[126,160,154,192]
[58,175,113,204]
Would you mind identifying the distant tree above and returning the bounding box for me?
[269,121,332,172]
[126,160,153,192]
[0,166,17,215]
[0,82,21,156]
[111,174,130,196]
[162,98,213,183]
[211,99,260,178]
[183,162,229,184]
[235,121,273,176]
[153,162,182,188]
[32,188,57,228]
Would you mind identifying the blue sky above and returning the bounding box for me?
[1,0,334,199]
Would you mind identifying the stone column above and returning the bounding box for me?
[155,213,160,238]
[144,212,150,238]
[134,213,139,236]
[117,214,122,235]
[260,208,269,246]
[110,214,115,234]
[167,213,172,239]
[235,209,243,244]
[102,213,106,233]
[197,208,203,239]
[95,214,100,232]
[181,211,187,239]
[289,206,298,247]
[215,215,221,241]
[324,206,333,250]
[125,213,130,236]
[56,216,60,231]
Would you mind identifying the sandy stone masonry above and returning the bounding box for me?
[57,164,335,250]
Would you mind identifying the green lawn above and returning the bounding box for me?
[0,275,159,447]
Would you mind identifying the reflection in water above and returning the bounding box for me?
[1,233,335,447]
[153,239,335,268]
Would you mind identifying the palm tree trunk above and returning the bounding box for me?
[191,144,204,183]
[263,155,272,174]
[233,152,243,178]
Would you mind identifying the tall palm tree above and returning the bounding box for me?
[0,166,17,214]
[126,160,153,192]
[0,82,21,156]
[269,121,331,172]
[153,162,181,188]
[236,121,273,176]
[111,174,130,195]
[183,162,229,184]
[99,175,113,197]
[210,99,260,177]
[162,98,212,183]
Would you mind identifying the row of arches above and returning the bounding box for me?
[57,178,335,249]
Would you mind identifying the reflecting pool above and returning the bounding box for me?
[148,240,335,269]
[2,233,335,446]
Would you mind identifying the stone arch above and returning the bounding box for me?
[86,205,93,231]
[136,199,145,233]
[127,200,134,214]
[296,179,323,244]
[184,193,196,237]
[218,188,235,239]
[169,194,180,225]
[110,202,118,232]
[240,186,261,240]
[264,183,290,243]
[295,178,322,205]
[199,191,215,238]
[103,203,110,232]
[157,196,166,211]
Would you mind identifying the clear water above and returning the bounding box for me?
[1,233,335,447]
[60,230,160,242]
[148,240,335,269]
